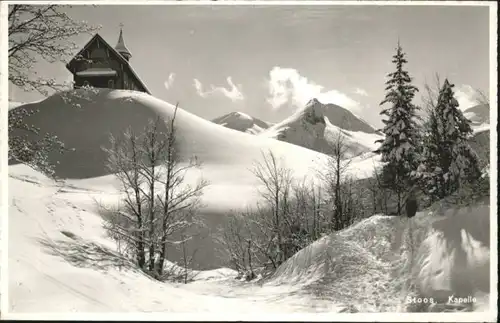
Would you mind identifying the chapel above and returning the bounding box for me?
[66,28,151,94]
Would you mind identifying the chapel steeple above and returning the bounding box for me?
[115,24,132,61]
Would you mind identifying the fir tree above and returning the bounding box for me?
[416,79,481,200]
[375,42,420,215]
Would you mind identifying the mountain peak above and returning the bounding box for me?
[230,111,253,120]
[212,111,270,134]
[306,98,321,107]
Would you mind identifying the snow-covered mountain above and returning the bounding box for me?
[463,103,490,129]
[211,111,271,134]
[260,98,383,158]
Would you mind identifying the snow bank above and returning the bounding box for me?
[268,206,491,312]
[267,214,427,312]
[414,205,490,305]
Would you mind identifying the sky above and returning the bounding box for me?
[8,4,491,128]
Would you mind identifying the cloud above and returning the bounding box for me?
[266,66,361,112]
[164,73,176,90]
[454,84,482,111]
[354,87,369,97]
[193,77,244,102]
[193,78,206,97]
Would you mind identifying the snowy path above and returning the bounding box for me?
[7,166,348,314]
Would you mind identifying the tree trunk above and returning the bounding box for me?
[275,190,281,265]
[247,240,254,278]
[148,165,156,274]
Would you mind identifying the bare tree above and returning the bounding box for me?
[320,126,357,231]
[215,212,251,275]
[178,233,199,284]
[8,4,99,95]
[365,159,394,215]
[101,103,208,280]
[8,5,99,177]
[154,107,209,278]
[251,150,295,266]
[290,178,329,244]
[421,74,443,118]
[217,151,309,275]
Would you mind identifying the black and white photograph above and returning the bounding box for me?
[0,1,497,321]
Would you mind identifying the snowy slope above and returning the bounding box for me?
[8,165,492,317]
[8,100,44,110]
[9,89,380,270]
[6,165,345,316]
[9,89,333,180]
[269,206,492,313]
[211,111,271,134]
[8,101,26,110]
[260,98,382,157]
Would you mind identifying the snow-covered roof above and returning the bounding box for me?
[76,68,117,77]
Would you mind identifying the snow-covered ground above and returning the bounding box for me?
[5,164,494,319]
[7,89,385,270]
[4,90,495,320]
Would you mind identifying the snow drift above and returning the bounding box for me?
[269,206,491,312]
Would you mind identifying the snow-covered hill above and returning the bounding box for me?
[211,111,271,134]
[9,89,335,180]
[9,89,379,270]
[260,98,383,157]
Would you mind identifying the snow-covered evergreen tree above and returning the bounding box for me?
[416,79,481,200]
[375,42,421,215]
